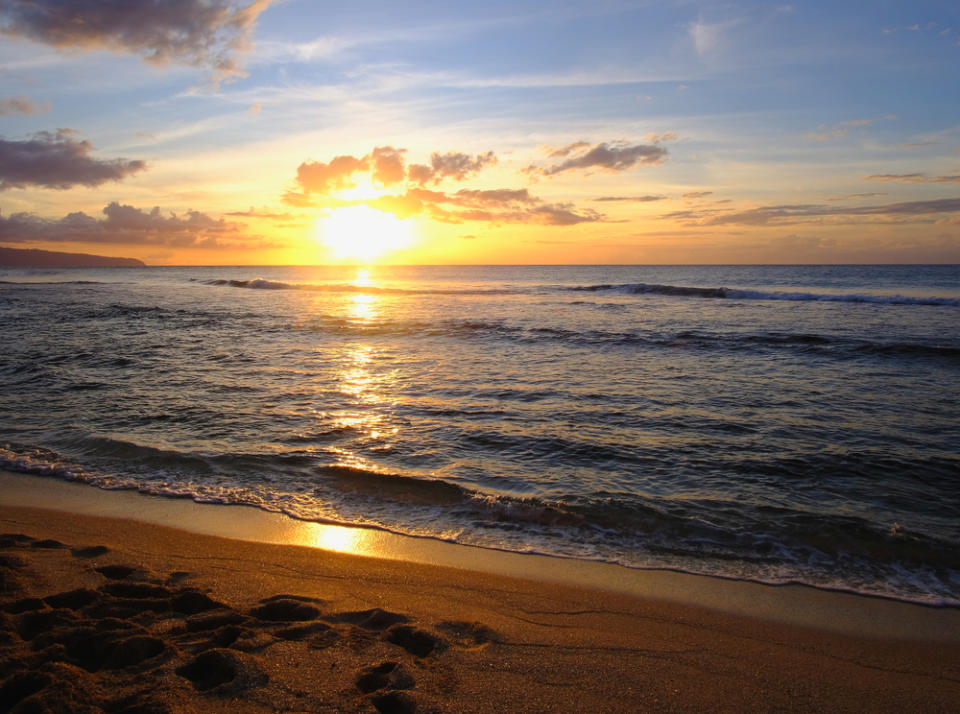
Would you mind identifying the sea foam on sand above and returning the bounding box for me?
[1,473,959,713]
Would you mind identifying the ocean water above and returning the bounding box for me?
[1,264,958,605]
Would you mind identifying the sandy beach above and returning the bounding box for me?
[2,476,959,713]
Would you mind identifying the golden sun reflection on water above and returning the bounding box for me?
[302,522,373,554]
[348,294,377,323]
[320,273,400,467]
[353,268,373,287]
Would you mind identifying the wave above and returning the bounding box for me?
[565,282,960,306]
[568,283,729,298]
[2,443,958,607]
[207,276,960,307]
[205,278,519,296]
[0,280,106,285]
[293,314,960,361]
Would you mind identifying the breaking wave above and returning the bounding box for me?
[205,278,518,296]
[566,282,960,306]
[208,276,960,307]
[2,443,958,607]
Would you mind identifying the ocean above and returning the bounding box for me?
[1,264,958,606]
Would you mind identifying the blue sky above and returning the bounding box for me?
[1,0,958,264]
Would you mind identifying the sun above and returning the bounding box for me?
[316,205,413,262]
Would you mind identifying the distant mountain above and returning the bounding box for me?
[0,247,145,268]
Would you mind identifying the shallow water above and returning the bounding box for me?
[1,264,958,605]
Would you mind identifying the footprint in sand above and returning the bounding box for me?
[250,594,324,622]
[175,648,268,694]
[383,624,448,658]
[370,690,418,714]
[436,620,501,650]
[94,564,146,581]
[327,607,409,631]
[70,545,110,558]
[355,660,415,693]
[30,539,68,550]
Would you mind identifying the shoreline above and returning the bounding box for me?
[2,469,959,644]
[3,500,960,711]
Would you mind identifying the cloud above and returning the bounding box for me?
[682,191,713,199]
[663,197,960,226]
[525,203,604,226]
[645,132,678,144]
[546,141,590,158]
[591,195,667,202]
[293,154,368,196]
[771,233,837,250]
[287,147,498,203]
[224,207,293,220]
[0,95,50,115]
[449,188,537,206]
[864,173,960,183]
[407,150,497,185]
[369,146,406,187]
[0,129,146,190]
[0,202,252,246]
[531,141,668,177]
[689,19,724,55]
[365,187,602,226]
[0,0,273,87]
[283,146,602,226]
[824,192,886,201]
[805,119,872,142]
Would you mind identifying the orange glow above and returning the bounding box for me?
[315,206,414,262]
[305,524,370,553]
[353,268,373,287]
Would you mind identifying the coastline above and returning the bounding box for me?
[2,472,960,711]
[3,469,959,643]
[2,490,960,711]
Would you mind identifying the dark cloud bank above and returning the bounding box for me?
[0,130,145,190]
[0,0,272,85]
[0,202,247,247]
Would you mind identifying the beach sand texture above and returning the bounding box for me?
[2,504,959,713]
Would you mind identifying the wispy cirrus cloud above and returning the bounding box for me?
[365,186,602,226]
[805,119,871,142]
[528,140,670,177]
[0,130,145,190]
[864,173,960,183]
[824,192,886,202]
[688,18,733,56]
[224,207,296,220]
[663,197,960,226]
[591,195,668,203]
[0,0,274,86]
[0,202,259,247]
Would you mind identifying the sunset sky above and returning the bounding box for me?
[1,0,958,265]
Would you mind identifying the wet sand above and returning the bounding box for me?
[1,483,960,711]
